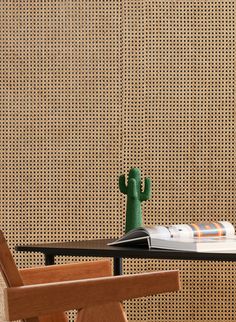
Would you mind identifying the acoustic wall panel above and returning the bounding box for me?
[0,1,235,321]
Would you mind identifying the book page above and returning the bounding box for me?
[146,221,235,240]
[108,221,235,247]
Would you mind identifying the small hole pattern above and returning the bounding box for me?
[0,0,235,321]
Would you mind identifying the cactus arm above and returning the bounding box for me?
[119,175,128,194]
[128,178,138,198]
[140,177,151,201]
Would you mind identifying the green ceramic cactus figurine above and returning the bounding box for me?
[119,167,151,233]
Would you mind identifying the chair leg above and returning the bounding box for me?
[76,302,128,322]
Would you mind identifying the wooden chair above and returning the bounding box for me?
[0,230,180,322]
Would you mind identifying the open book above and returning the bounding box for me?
[108,221,236,252]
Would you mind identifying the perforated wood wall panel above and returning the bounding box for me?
[0,1,235,321]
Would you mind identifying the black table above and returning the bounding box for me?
[16,239,236,276]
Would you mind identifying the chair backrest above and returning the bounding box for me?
[0,230,24,289]
[0,230,66,322]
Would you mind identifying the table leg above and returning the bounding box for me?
[44,254,55,265]
[113,257,122,275]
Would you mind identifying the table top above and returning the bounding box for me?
[15,239,236,261]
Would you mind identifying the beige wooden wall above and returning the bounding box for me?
[0,1,235,321]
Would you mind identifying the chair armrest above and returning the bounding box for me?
[19,260,112,285]
[4,270,180,321]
